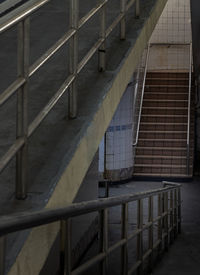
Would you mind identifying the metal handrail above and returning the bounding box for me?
[0,182,181,274]
[187,43,193,175]
[133,43,150,146]
[0,182,180,236]
[0,0,139,199]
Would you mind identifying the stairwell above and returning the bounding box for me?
[133,71,194,179]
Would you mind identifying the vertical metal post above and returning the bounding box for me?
[98,0,106,72]
[157,194,162,255]
[148,196,153,272]
[0,237,5,275]
[164,192,169,251]
[99,209,108,275]
[120,0,126,40]
[174,189,178,238]
[121,203,128,275]
[69,0,79,118]
[16,18,30,199]
[169,190,174,244]
[178,188,182,234]
[135,0,140,18]
[137,199,143,275]
[60,219,71,275]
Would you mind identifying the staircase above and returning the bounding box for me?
[133,71,194,179]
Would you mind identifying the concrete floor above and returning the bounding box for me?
[79,179,200,275]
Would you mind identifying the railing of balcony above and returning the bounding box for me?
[0,0,142,199]
[0,181,181,275]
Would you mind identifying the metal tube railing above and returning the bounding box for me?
[186,43,193,175]
[0,182,182,275]
[0,0,140,199]
[132,44,150,147]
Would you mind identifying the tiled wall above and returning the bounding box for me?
[151,0,192,44]
[99,84,134,180]
[149,0,192,71]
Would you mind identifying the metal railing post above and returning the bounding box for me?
[169,190,174,243]
[60,219,71,275]
[178,187,182,234]
[174,189,178,238]
[69,0,79,118]
[164,192,169,251]
[98,0,106,72]
[0,236,6,275]
[157,194,162,256]
[137,199,143,275]
[120,0,126,40]
[148,196,153,272]
[99,209,108,275]
[121,203,128,275]
[135,0,140,18]
[16,18,30,199]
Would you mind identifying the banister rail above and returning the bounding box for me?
[132,43,150,147]
[0,182,182,274]
[0,0,139,199]
[186,43,193,175]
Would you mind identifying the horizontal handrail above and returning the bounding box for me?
[133,43,150,146]
[0,182,181,236]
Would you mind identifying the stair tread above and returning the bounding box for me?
[141,122,187,125]
[141,114,187,118]
[135,155,187,159]
[139,138,186,142]
[134,164,189,168]
[137,146,186,150]
[145,84,189,88]
[146,78,189,80]
[140,130,187,133]
[133,173,192,178]
[143,99,187,102]
[143,107,188,109]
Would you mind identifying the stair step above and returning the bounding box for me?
[140,123,187,131]
[143,100,188,108]
[139,138,187,142]
[139,130,187,133]
[134,164,188,168]
[141,115,188,123]
[146,72,189,79]
[145,84,188,88]
[135,155,186,159]
[133,172,192,178]
[144,94,188,100]
[134,166,192,174]
[138,139,187,147]
[146,78,189,85]
[135,155,192,165]
[142,107,188,116]
[145,86,189,93]
[141,115,187,118]
[136,146,188,157]
[136,146,186,151]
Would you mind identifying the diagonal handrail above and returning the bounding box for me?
[186,43,193,175]
[133,44,150,147]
